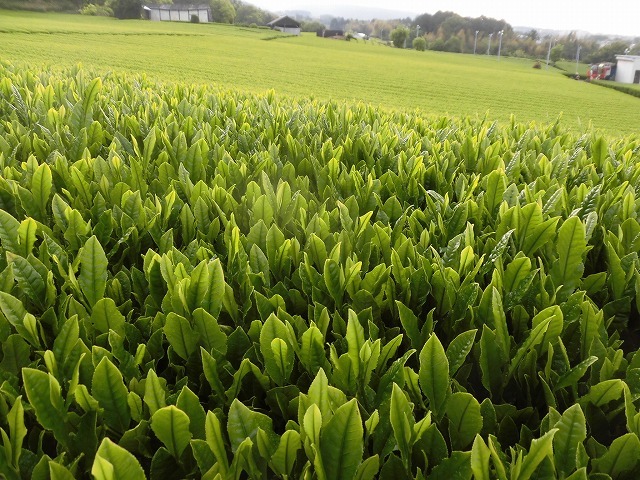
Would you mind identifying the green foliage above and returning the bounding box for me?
[591,80,640,101]
[111,0,141,19]
[412,36,426,51]
[301,20,326,32]
[1,12,639,135]
[414,11,509,52]
[93,438,146,480]
[588,40,631,63]
[550,44,564,63]
[211,0,236,24]
[231,0,273,25]
[0,61,638,479]
[444,35,462,53]
[80,4,114,16]
[390,26,409,48]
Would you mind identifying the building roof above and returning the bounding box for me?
[267,16,300,28]
[616,55,640,62]
[144,4,209,10]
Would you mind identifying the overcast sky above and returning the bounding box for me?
[251,0,639,37]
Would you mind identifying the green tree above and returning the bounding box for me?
[413,36,426,51]
[80,4,114,16]
[430,38,445,51]
[527,29,539,41]
[441,15,468,38]
[550,44,563,63]
[390,26,409,48]
[588,41,630,63]
[211,0,235,23]
[112,0,140,19]
[371,19,394,40]
[231,0,273,25]
[444,35,462,53]
[301,21,326,33]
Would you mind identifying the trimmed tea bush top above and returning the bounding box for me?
[0,61,639,479]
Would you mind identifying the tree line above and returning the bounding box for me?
[328,11,639,64]
[3,0,639,63]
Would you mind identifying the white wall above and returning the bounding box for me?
[148,7,209,23]
[616,57,640,84]
[275,26,301,35]
[197,9,208,22]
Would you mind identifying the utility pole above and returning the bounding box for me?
[575,44,581,75]
[487,32,493,55]
[497,30,504,60]
[474,30,479,54]
[546,37,555,68]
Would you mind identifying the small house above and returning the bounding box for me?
[615,55,640,84]
[143,4,211,23]
[267,16,301,35]
[317,29,344,38]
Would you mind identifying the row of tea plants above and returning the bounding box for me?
[0,61,639,479]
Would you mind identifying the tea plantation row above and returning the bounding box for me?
[3,11,640,135]
[0,61,639,479]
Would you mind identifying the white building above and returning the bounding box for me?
[615,55,640,84]
[267,16,301,36]
[143,4,211,23]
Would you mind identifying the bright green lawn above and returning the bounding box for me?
[555,60,590,74]
[1,10,639,135]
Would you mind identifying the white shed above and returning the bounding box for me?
[615,55,640,84]
[267,16,301,36]
[143,4,211,23]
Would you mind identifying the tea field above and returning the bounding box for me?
[1,53,640,479]
[1,10,640,135]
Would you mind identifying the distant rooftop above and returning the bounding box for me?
[267,16,301,28]
[144,4,209,10]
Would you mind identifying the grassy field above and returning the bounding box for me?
[1,10,639,135]
[555,60,591,74]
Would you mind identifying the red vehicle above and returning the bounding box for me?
[587,62,616,80]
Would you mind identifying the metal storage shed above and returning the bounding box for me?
[144,4,211,23]
[615,55,640,84]
[267,16,301,36]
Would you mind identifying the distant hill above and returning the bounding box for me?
[514,26,593,39]
[513,25,637,41]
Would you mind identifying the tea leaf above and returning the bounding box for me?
[320,398,363,480]
[446,392,482,450]
[92,438,146,480]
[92,357,130,433]
[151,406,192,458]
[553,404,587,476]
[79,236,108,308]
[419,333,450,418]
